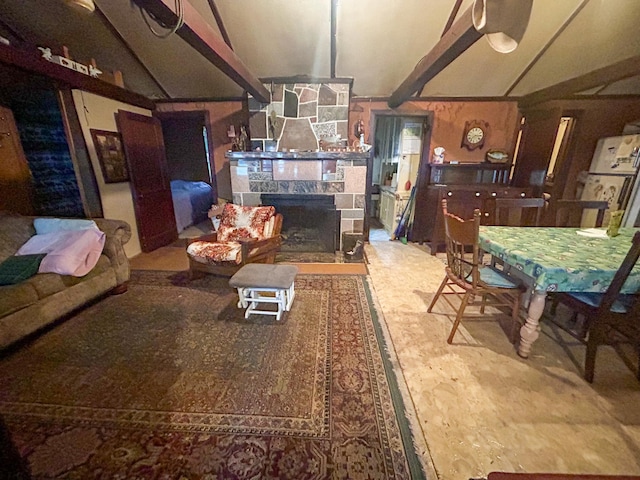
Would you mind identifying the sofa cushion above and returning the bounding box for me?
[0,254,47,285]
[59,255,111,287]
[34,218,99,235]
[187,241,243,264]
[0,212,36,262]
[0,282,39,318]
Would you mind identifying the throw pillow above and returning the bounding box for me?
[34,218,98,235]
[0,254,47,285]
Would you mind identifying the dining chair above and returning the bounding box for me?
[554,199,609,228]
[427,199,526,344]
[550,231,640,383]
[491,197,546,226]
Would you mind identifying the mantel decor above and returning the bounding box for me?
[90,129,129,183]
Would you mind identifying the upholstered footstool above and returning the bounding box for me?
[229,264,298,321]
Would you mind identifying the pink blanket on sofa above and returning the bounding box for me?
[17,229,106,277]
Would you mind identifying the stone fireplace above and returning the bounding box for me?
[229,79,368,251]
[227,151,369,251]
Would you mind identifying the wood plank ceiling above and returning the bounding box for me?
[1,0,640,105]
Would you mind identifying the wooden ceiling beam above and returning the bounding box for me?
[441,0,464,38]
[388,6,481,108]
[519,54,640,108]
[416,0,464,97]
[133,0,269,103]
[205,0,233,49]
[331,0,337,78]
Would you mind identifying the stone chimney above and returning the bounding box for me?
[248,80,351,152]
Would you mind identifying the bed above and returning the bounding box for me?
[170,180,214,232]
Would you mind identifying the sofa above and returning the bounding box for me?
[0,213,132,350]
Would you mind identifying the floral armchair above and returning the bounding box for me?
[186,203,283,277]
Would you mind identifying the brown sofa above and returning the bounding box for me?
[0,213,131,350]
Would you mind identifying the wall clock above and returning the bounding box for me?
[461,120,488,150]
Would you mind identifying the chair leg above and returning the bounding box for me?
[584,328,601,383]
[549,294,560,315]
[447,291,472,344]
[427,276,449,313]
[510,292,522,344]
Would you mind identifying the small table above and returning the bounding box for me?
[478,226,640,358]
[229,264,298,321]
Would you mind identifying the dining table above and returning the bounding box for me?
[478,226,640,358]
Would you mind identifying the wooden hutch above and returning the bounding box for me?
[411,162,532,254]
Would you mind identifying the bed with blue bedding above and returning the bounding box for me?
[170,180,214,232]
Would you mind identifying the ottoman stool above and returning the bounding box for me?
[229,264,298,321]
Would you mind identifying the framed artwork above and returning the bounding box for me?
[90,129,129,183]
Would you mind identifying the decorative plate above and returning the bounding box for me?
[485,150,509,163]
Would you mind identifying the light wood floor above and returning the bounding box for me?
[129,245,368,275]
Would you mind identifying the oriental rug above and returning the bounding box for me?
[0,271,425,479]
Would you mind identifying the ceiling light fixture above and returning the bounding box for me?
[472,0,533,53]
[64,0,96,13]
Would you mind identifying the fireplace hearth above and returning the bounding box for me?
[262,194,339,252]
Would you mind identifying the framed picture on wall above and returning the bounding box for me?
[90,129,129,183]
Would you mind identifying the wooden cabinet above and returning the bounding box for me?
[379,189,396,234]
[410,163,533,254]
[379,188,411,236]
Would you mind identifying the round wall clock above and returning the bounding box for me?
[461,120,488,150]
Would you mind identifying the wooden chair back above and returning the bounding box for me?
[432,199,524,345]
[554,199,609,227]
[441,199,481,288]
[597,231,640,314]
[493,197,545,226]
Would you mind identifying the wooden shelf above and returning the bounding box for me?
[0,43,154,110]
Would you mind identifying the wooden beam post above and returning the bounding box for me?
[519,55,640,108]
[133,0,270,103]
[388,6,481,108]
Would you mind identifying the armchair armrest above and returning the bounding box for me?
[239,234,282,262]
[186,232,218,246]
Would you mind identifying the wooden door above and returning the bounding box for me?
[0,105,34,215]
[511,108,562,191]
[116,110,177,252]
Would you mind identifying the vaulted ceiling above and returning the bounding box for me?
[1,0,640,106]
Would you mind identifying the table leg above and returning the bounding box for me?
[518,291,547,358]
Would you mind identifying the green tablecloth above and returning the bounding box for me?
[478,227,640,293]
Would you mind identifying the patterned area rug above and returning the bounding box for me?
[0,271,425,479]
[276,251,361,263]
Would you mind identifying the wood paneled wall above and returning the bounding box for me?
[517,97,640,201]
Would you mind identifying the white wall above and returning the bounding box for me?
[72,90,151,258]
